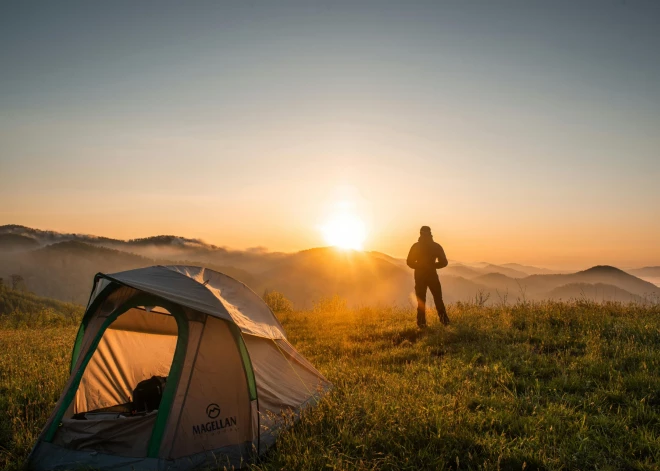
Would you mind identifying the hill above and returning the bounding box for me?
[546,282,643,303]
[125,235,212,248]
[474,272,520,292]
[500,262,561,275]
[444,263,549,279]
[481,263,528,278]
[0,224,121,247]
[467,266,660,303]
[0,285,84,327]
[524,265,659,298]
[626,266,660,288]
[257,247,413,307]
[367,251,409,270]
[1,225,658,308]
[3,299,660,469]
[0,234,39,252]
[437,275,492,304]
[258,251,526,307]
[0,241,257,304]
[0,224,286,273]
[442,264,483,279]
[627,266,660,277]
[8,241,155,303]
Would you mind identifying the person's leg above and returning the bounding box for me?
[414,276,428,327]
[429,275,450,325]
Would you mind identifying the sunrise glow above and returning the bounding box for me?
[321,211,367,251]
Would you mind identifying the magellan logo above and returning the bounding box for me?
[206,403,221,419]
[192,403,238,437]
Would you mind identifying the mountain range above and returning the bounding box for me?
[0,225,658,308]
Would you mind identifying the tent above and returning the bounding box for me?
[28,265,331,470]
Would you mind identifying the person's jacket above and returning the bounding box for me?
[406,236,448,273]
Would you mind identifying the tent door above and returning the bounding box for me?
[44,294,189,459]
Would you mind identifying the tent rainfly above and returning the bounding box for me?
[28,265,331,470]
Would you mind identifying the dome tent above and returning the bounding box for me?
[28,266,331,470]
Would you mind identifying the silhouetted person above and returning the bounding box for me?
[406,226,450,327]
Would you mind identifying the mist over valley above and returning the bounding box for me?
[1,225,657,308]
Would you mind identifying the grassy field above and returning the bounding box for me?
[1,295,660,470]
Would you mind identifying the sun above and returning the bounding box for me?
[321,212,367,250]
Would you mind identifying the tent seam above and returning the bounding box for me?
[166,315,208,459]
[165,267,263,456]
[98,270,232,322]
[270,339,314,397]
[162,265,287,339]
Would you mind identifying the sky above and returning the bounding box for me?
[1,1,659,269]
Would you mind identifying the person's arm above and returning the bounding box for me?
[435,244,448,269]
[406,244,418,269]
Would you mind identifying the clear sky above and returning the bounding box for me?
[1,1,659,269]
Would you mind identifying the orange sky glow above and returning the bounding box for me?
[1,3,659,270]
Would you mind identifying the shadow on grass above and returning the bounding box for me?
[351,326,425,346]
[389,327,425,346]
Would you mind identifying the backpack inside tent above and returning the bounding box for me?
[28,266,331,470]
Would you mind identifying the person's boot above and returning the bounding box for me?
[417,309,427,328]
[438,307,450,326]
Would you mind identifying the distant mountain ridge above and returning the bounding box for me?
[625,267,660,288]
[500,263,560,275]
[546,283,642,303]
[0,233,40,251]
[0,224,216,249]
[526,266,658,298]
[444,262,558,279]
[0,225,657,307]
[0,224,287,274]
[627,266,660,277]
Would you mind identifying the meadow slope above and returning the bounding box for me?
[1,297,660,470]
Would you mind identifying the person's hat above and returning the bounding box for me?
[420,226,432,234]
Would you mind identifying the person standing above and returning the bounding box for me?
[406,226,450,328]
